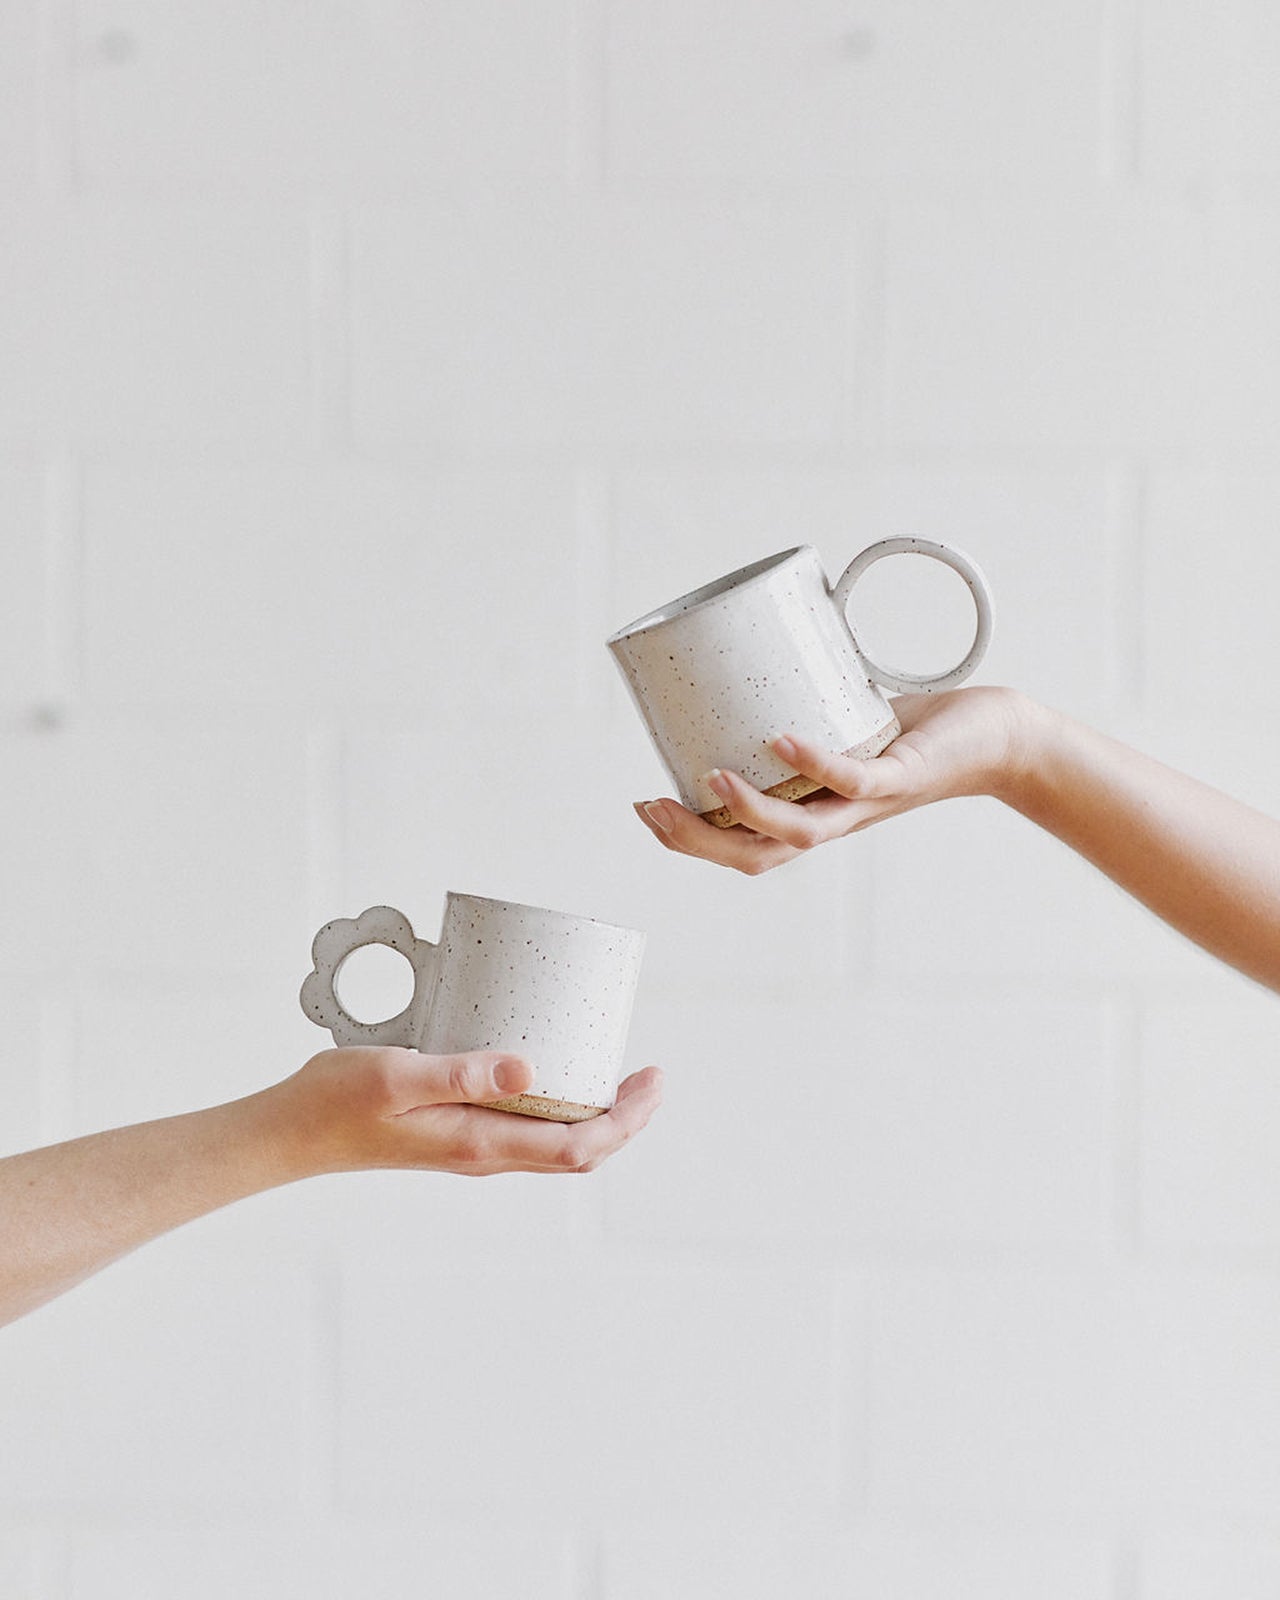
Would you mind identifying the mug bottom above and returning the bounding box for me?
[700,716,902,829]
[488,1091,609,1123]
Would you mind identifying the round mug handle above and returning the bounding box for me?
[299,905,438,1048]
[832,537,994,694]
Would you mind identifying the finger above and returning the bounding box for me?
[702,767,840,850]
[598,1065,664,1141]
[632,800,683,853]
[634,795,799,875]
[467,1065,665,1175]
[392,1050,535,1111]
[782,786,903,836]
[768,733,906,803]
[506,1066,664,1173]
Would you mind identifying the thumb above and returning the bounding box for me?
[411,1051,535,1107]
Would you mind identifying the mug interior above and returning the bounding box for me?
[606,547,807,642]
[445,891,642,941]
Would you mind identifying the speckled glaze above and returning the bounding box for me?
[300,897,645,1123]
[607,539,993,822]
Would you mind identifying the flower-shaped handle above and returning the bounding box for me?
[299,905,438,1048]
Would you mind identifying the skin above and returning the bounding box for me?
[0,1050,662,1329]
[634,684,1280,995]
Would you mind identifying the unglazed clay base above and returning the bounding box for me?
[488,1092,608,1123]
[700,716,902,829]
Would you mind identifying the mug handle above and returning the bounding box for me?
[299,905,438,1048]
[832,537,994,694]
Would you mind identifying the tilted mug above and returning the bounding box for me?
[301,895,645,1123]
[607,538,994,826]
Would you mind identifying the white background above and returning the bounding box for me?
[2,2,1280,1595]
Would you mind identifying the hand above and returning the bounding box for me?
[632,685,1034,875]
[0,1051,663,1327]
[269,1049,664,1177]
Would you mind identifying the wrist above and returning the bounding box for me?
[229,1081,327,1188]
[253,1055,385,1180]
[987,691,1066,813]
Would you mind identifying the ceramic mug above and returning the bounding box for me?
[300,895,645,1123]
[607,538,994,826]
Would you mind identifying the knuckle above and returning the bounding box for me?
[828,764,865,799]
[448,1057,482,1101]
[555,1133,591,1171]
[784,816,822,850]
[796,750,830,783]
[362,1052,403,1109]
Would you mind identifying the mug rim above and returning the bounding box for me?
[444,891,644,942]
[606,545,814,644]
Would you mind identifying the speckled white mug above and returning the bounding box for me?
[300,896,645,1123]
[607,539,993,826]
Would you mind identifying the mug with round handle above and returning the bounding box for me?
[607,537,994,826]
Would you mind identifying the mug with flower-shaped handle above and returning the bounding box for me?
[301,895,645,1123]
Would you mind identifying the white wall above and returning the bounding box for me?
[3,3,1280,1595]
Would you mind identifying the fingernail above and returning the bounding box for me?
[769,733,797,761]
[642,801,674,834]
[494,1057,527,1094]
[703,769,732,799]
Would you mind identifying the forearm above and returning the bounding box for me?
[1001,698,1280,991]
[0,1090,305,1328]
[0,1048,661,1328]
